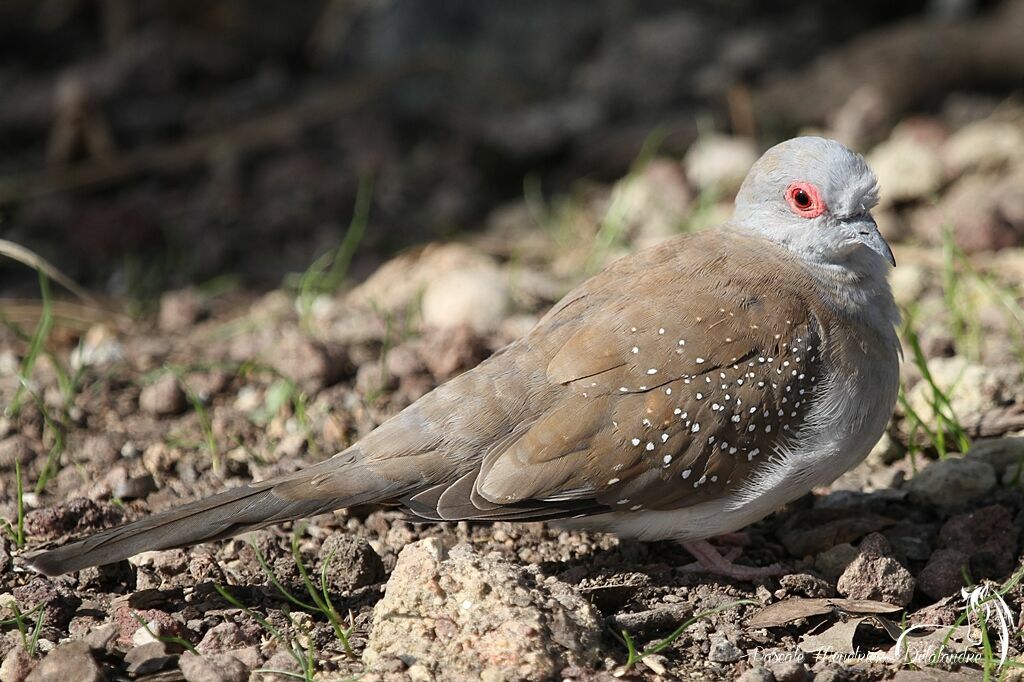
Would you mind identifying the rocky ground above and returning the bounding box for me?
[3,103,1024,681]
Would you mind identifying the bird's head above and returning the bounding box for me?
[732,136,894,273]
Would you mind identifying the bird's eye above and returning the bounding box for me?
[785,182,826,218]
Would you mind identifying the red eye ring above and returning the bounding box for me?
[785,182,826,218]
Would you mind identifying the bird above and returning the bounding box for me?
[26,136,900,579]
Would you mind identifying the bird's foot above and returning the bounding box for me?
[678,539,785,581]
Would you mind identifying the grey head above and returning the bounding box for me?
[731,136,894,274]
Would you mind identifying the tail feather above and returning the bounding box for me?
[26,484,343,576]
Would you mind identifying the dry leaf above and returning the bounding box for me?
[748,597,902,628]
[798,617,864,654]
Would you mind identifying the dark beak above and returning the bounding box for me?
[853,216,895,267]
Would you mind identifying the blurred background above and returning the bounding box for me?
[2,0,1023,299]
[2,3,1024,678]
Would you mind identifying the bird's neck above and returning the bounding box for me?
[804,258,901,352]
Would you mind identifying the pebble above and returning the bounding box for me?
[421,267,509,334]
[970,437,1024,481]
[139,372,187,416]
[737,666,777,682]
[868,129,943,206]
[158,288,204,333]
[942,120,1024,176]
[178,651,250,682]
[684,134,758,194]
[770,660,809,682]
[0,435,35,468]
[25,642,103,682]
[123,642,175,675]
[263,331,348,391]
[916,548,971,600]
[836,533,915,607]
[320,534,386,592]
[707,637,744,663]
[905,457,997,510]
[0,646,34,682]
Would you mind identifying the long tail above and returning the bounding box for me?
[25,483,344,576]
[23,449,405,576]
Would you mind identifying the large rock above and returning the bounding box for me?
[683,134,758,195]
[942,120,1024,177]
[363,539,601,681]
[139,372,187,416]
[346,243,497,314]
[905,457,996,510]
[25,642,104,682]
[836,533,915,607]
[178,651,250,682]
[868,130,943,207]
[919,504,1021,597]
[421,266,509,334]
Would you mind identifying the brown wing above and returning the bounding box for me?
[278,230,832,522]
[474,276,826,514]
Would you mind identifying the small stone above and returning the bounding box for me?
[178,651,249,682]
[112,474,157,500]
[78,433,125,466]
[0,435,35,468]
[770,660,809,682]
[0,645,34,682]
[196,623,248,654]
[942,120,1024,176]
[25,641,102,682]
[778,573,836,599]
[263,332,347,391]
[916,548,971,600]
[69,324,123,369]
[865,432,904,466]
[257,651,301,682]
[158,288,204,333]
[320,535,386,592]
[139,373,187,416]
[123,641,175,675]
[421,267,509,334]
[970,437,1024,480]
[347,243,497,315]
[610,158,693,247]
[868,130,943,206]
[905,457,997,510]
[708,637,744,663]
[813,543,858,581]
[12,579,80,629]
[737,666,777,682]
[684,134,759,194]
[836,533,915,607]
[938,504,1018,578]
[889,264,931,310]
[82,623,118,651]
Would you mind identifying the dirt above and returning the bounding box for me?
[3,113,1024,681]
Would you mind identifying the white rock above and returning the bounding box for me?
[684,134,758,195]
[421,267,509,334]
[347,243,496,314]
[868,133,943,206]
[364,539,601,679]
[943,120,1024,177]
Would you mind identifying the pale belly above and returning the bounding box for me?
[564,364,898,542]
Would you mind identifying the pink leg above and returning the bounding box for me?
[678,539,785,580]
